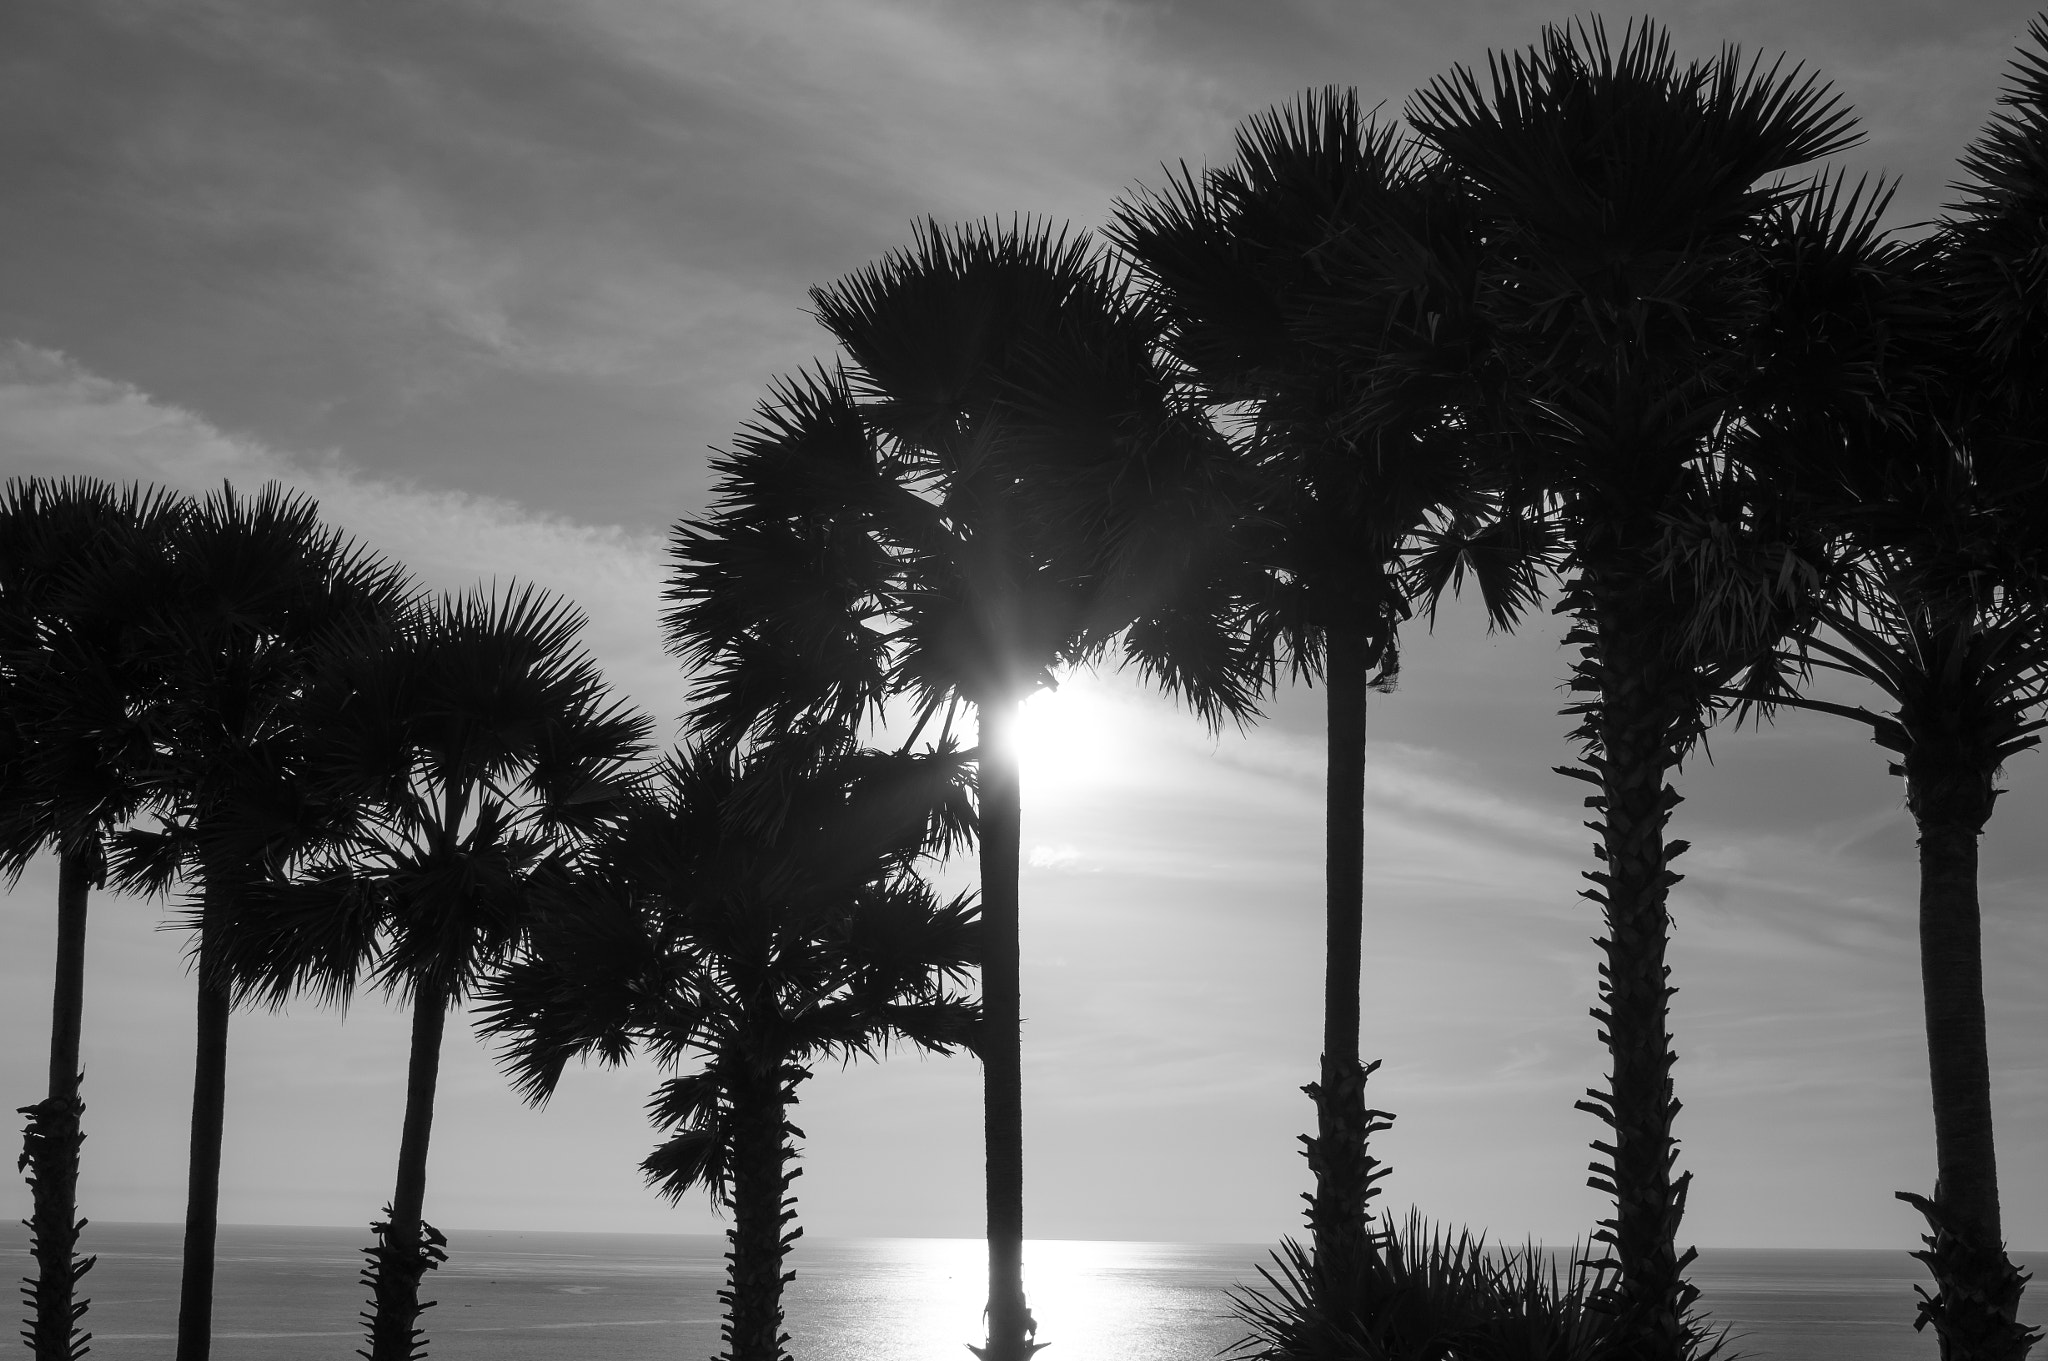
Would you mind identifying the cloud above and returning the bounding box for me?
[0,0,2026,548]
[5,0,2048,1252]
[0,342,687,739]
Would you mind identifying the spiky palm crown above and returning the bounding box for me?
[669,217,1265,755]
[667,370,903,750]
[1112,88,1552,689]
[821,217,1230,717]
[1408,19,1861,500]
[1399,19,1889,750]
[1766,21,2048,780]
[222,583,651,1011]
[96,483,418,918]
[1947,17,2048,389]
[1937,15,2048,586]
[477,740,980,1207]
[0,477,188,879]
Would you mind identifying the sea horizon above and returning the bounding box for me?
[61,1215,2048,1251]
[14,1221,2043,1360]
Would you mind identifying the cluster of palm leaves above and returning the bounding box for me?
[479,743,980,1361]
[1230,1213,1696,1361]
[665,16,2048,1361]
[9,14,2048,1361]
[0,482,981,1361]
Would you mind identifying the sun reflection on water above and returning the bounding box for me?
[783,1237,1255,1361]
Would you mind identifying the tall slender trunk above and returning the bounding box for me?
[175,886,234,1361]
[363,981,450,1361]
[43,851,90,1136]
[1897,752,2036,1361]
[721,1065,800,1361]
[1569,582,1698,1361]
[1303,621,1388,1306]
[20,846,96,1361]
[974,695,1037,1361]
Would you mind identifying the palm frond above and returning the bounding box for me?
[665,369,898,747]
[1945,18,2048,378]
[480,734,980,1220]
[643,1071,733,1206]
[477,866,659,1105]
[1408,500,1561,632]
[216,861,389,1010]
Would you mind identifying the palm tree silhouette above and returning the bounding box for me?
[671,219,1253,1361]
[1748,27,2048,1358]
[481,740,979,1361]
[1407,22,1859,1355]
[225,584,648,1361]
[101,482,412,1361]
[0,477,182,1361]
[1113,89,1550,1304]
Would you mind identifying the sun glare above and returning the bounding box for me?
[1004,684,1120,788]
[801,1237,1222,1361]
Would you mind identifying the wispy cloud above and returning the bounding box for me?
[0,343,686,737]
[5,0,2047,1251]
[0,0,2027,541]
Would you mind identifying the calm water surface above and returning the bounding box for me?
[20,1224,2045,1360]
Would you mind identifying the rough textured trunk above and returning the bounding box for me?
[20,846,97,1361]
[176,889,234,1361]
[720,1068,801,1361]
[362,982,450,1361]
[1898,750,2037,1361]
[974,695,1039,1361]
[1568,582,1699,1361]
[1301,621,1391,1306]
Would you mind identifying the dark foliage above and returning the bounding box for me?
[1232,1218,1735,1361]
[481,741,977,1361]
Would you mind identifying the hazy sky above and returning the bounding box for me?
[1,0,2043,1254]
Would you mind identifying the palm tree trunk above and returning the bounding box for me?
[1303,621,1384,1304]
[975,695,1037,1361]
[363,981,450,1361]
[1570,584,1698,1361]
[175,890,233,1361]
[1898,757,2036,1361]
[722,1066,799,1361]
[21,846,96,1361]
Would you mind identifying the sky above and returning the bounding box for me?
[0,0,2044,1257]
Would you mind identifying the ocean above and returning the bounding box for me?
[17,1223,2045,1360]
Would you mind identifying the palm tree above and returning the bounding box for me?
[223,584,649,1361]
[0,476,184,1361]
[1111,89,1551,1306]
[479,740,979,1361]
[1405,22,1861,1356]
[1740,26,2048,1358]
[670,219,1256,1361]
[1786,571,2046,1361]
[99,482,413,1361]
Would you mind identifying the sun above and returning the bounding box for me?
[1001,683,1119,788]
